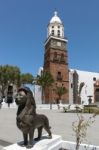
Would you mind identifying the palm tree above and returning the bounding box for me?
[20,73,34,85]
[78,82,85,104]
[55,86,67,103]
[36,71,54,103]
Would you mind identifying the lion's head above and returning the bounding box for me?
[15,86,36,109]
[15,90,27,106]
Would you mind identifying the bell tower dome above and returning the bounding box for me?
[43,12,69,104]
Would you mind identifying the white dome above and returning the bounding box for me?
[50,11,62,24]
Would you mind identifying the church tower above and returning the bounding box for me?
[43,12,69,104]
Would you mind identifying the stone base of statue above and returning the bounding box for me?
[3,134,62,150]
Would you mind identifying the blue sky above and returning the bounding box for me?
[0,0,99,76]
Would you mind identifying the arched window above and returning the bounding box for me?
[96,89,99,92]
[57,30,60,37]
[93,77,96,81]
[61,54,64,58]
[57,72,62,81]
[60,54,65,63]
[95,88,99,102]
[53,52,58,62]
[54,52,57,58]
[51,30,54,36]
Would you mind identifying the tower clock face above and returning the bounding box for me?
[57,41,61,47]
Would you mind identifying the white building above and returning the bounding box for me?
[69,69,99,105]
[35,68,99,105]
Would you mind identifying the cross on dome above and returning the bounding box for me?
[54,11,58,16]
[50,11,62,24]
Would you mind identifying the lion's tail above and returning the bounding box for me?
[44,116,51,129]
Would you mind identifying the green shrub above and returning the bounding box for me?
[83,107,99,114]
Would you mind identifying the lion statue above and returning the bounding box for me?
[15,87,52,148]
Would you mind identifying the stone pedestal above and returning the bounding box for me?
[3,135,62,150]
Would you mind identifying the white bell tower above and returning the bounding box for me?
[47,11,64,38]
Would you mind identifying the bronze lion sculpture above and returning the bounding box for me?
[15,87,52,148]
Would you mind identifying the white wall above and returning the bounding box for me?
[34,85,42,104]
[70,69,99,104]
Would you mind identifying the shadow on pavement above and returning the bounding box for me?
[0,139,12,147]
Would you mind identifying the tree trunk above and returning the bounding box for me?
[77,95,81,104]
[42,87,45,104]
[76,137,80,150]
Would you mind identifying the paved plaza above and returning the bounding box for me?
[0,108,99,149]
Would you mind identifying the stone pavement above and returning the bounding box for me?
[0,108,99,149]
